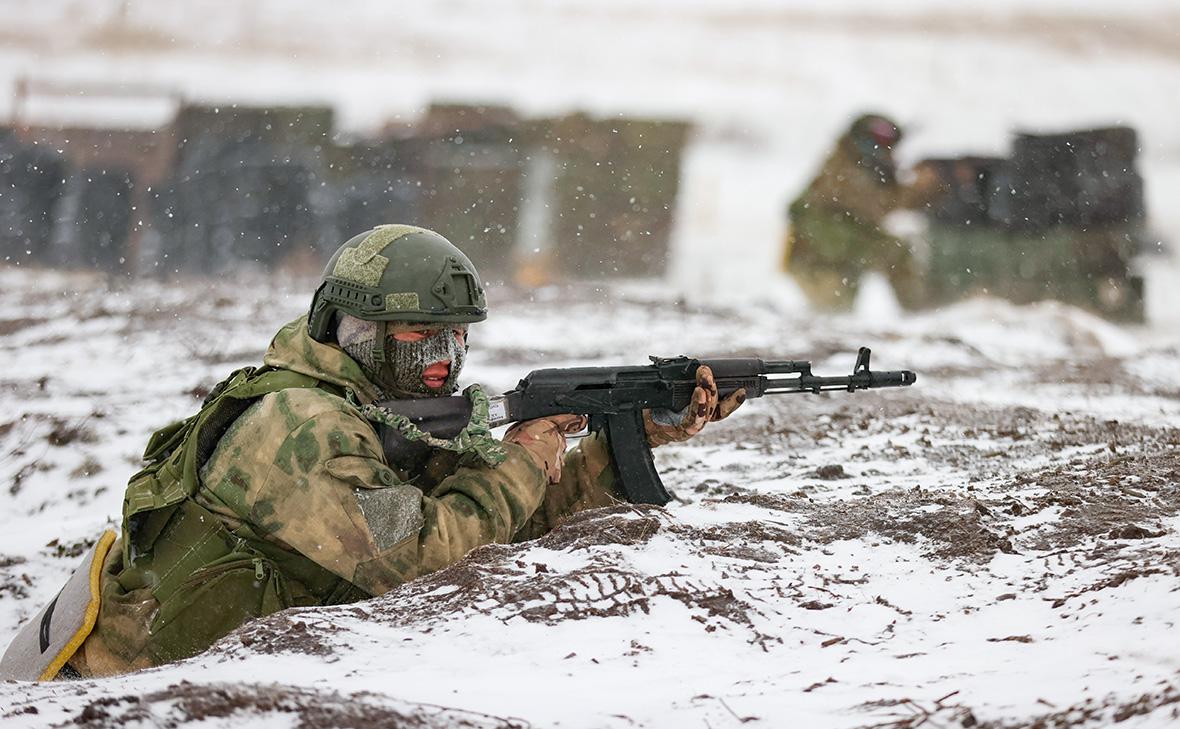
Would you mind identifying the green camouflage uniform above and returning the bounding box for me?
[784,116,925,310]
[70,316,620,677]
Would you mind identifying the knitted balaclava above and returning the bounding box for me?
[336,314,466,398]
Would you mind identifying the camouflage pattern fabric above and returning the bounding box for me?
[784,123,927,310]
[503,414,586,484]
[69,316,621,677]
[513,430,621,543]
[786,210,925,310]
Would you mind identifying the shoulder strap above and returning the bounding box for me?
[122,367,325,563]
[184,369,322,477]
[183,366,325,486]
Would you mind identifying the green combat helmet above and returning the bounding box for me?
[307,224,487,343]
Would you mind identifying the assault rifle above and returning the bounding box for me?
[375,347,915,506]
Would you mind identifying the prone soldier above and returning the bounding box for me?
[1,224,742,679]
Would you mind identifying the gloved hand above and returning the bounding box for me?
[503,414,588,484]
[643,365,745,447]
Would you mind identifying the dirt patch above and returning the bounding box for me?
[1031,354,1180,400]
[8,460,46,496]
[0,555,31,599]
[1013,449,1180,550]
[815,464,850,480]
[533,505,664,551]
[1047,552,1180,608]
[734,394,1180,480]
[69,456,104,479]
[51,681,524,729]
[0,318,46,336]
[967,681,1180,728]
[46,418,98,447]
[234,614,335,657]
[801,487,1014,561]
[854,691,978,728]
[505,566,717,624]
[716,394,1180,565]
[721,491,812,513]
[1032,355,1148,391]
[671,519,801,562]
[220,507,781,652]
[44,535,98,559]
[721,435,1178,563]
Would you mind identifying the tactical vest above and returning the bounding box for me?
[101,366,368,668]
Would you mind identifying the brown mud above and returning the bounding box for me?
[713,392,1180,562]
[45,681,524,729]
[218,506,786,654]
[206,383,1180,675]
[2,277,1178,727]
[856,681,1180,729]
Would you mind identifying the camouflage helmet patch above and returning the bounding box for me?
[308,224,488,342]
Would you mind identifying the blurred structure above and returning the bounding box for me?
[0,95,688,283]
[529,114,687,280]
[918,126,1145,321]
[407,104,524,279]
[785,116,1148,321]
[152,106,332,272]
[0,129,65,265]
[4,79,180,271]
[782,113,926,310]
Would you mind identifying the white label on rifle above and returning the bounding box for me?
[487,397,509,426]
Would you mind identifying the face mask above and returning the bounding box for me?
[336,315,466,398]
[382,327,466,397]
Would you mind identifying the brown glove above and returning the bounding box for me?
[503,414,588,484]
[643,364,745,447]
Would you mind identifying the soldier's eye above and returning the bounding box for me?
[392,331,429,342]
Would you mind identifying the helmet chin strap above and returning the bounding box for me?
[370,320,388,367]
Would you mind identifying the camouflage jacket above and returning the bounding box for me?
[790,137,904,228]
[72,316,620,676]
[198,316,621,590]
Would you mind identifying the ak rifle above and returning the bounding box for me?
[375,347,916,506]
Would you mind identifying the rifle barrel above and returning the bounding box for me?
[761,369,916,394]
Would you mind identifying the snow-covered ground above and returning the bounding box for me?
[1,4,1179,725]
[0,268,1177,727]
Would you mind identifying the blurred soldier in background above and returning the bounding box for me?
[0,224,742,680]
[783,113,928,310]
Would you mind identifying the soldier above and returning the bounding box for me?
[783,113,927,310]
[1,224,741,680]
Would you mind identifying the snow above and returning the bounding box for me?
[0,269,1178,727]
[2,3,1180,725]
